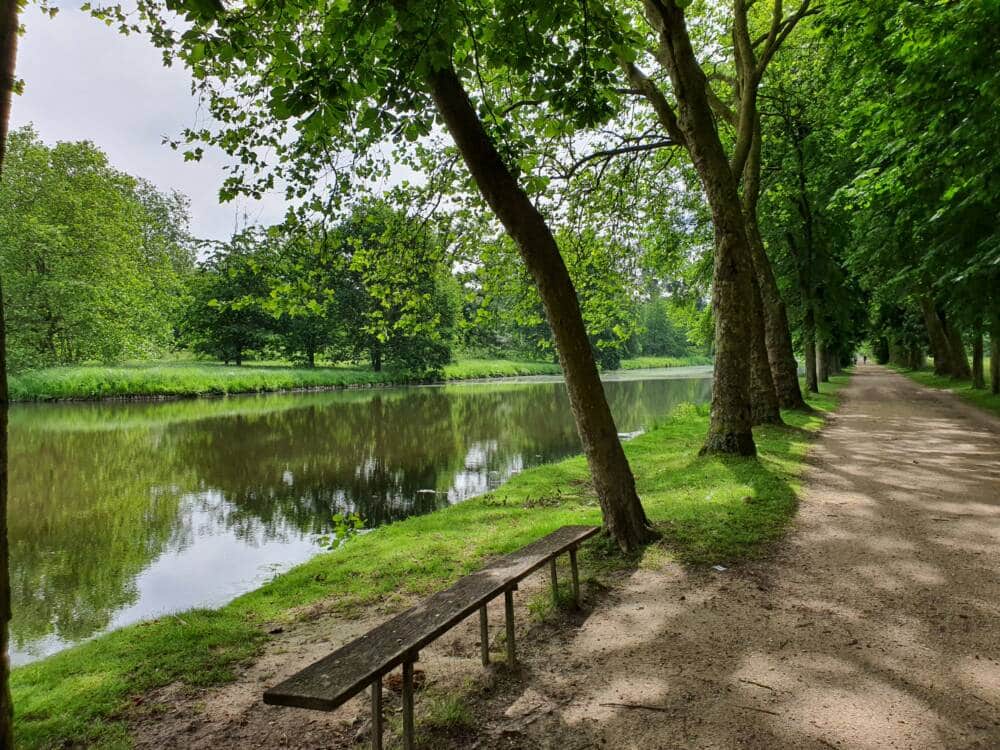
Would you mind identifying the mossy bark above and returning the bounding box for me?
[972,320,985,389]
[425,63,654,551]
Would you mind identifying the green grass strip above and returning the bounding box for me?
[890,365,1000,418]
[7,356,713,402]
[12,376,843,748]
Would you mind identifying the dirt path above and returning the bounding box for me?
[132,365,1000,748]
[488,365,1000,749]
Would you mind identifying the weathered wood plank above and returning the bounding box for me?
[263,525,598,711]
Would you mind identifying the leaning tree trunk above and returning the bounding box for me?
[425,63,654,550]
[803,307,819,394]
[0,0,19,742]
[742,118,808,411]
[646,0,755,455]
[749,272,783,425]
[972,320,985,389]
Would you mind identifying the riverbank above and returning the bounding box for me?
[13,376,843,748]
[891,363,999,417]
[7,356,712,402]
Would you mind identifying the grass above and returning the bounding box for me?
[12,376,844,748]
[6,356,712,402]
[617,355,714,370]
[890,363,1000,417]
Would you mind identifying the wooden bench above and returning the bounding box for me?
[263,524,599,749]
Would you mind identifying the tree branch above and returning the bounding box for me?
[564,139,678,178]
[620,59,688,150]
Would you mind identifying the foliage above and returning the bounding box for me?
[0,127,194,371]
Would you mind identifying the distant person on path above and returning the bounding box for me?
[863,355,867,364]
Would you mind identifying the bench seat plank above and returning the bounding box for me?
[264,524,599,711]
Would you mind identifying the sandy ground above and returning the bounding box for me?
[131,365,1000,749]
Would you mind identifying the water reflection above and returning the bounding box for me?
[8,368,711,663]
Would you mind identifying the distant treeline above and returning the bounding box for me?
[0,127,708,376]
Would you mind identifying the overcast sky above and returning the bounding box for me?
[11,4,287,241]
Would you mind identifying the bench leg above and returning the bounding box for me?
[479,605,489,666]
[569,547,580,608]
[402,659,415,750]
[550,557,559,608]
[504,589,516,667]
[371,677,383,750]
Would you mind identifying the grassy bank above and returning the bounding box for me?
[12,376,843,748]
[617,355,713,370]
[7,356,713,402]
[892,364,1000,417]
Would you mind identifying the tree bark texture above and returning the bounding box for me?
[425,63,654,550]
[0,0,18,742]
[942,316,972,379]
[919,296,953,375]
[749,271,783,425]
[991,313,1000,395]
[644,0,755,456]
[972,321,985,389]
[817,341,829,383]
[742,117,808,411]
[803,306,818,393]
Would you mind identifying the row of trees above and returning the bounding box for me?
[0,127,707,375]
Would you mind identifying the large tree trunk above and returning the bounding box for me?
[645,0,755,455]
[803,306,818,394]
[749,272,783,425]
[0,0,19,742]
[425,62,654,550]
[972,320,985,389]
[742,117,808,411]
[942,316,972,379]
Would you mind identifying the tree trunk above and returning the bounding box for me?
[0,0,19,742]
[919,296,953,375]
[804,306,818,394]
[749,272,783,425]
[991,312,1000,395]
[307,348,316,369]
[942,316,972,379]
[817,341,829,383]
[645,0,755,455]
[424,62,654,550]
[371,343,382,373]
[742,117,808,411]
[972,320,985,389]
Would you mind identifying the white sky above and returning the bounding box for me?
[11,3,288,241]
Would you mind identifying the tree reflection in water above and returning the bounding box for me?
[7,371,711,662]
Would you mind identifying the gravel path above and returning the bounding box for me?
[495,365,1000,749]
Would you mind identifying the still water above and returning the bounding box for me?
[8,367,711,664]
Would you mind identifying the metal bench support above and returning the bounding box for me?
[549,558,559,607]
[371,677,383,750]
[504,588,516,666]
[402,658,415,750]
[478,605,489,666]
[569,546,580,607]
